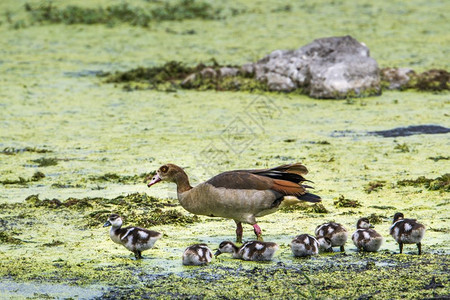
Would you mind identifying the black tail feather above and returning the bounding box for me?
[297,193,321,203]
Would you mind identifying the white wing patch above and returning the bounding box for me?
[121,228,134,240]
[363,231,370,240]
[255,243,264,250]
[404,223,412,231]
[138,231,149,239]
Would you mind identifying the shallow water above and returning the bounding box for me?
[1,0,449,298]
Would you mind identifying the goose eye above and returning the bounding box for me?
[161,166,168,173]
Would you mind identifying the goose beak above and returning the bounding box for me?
[103,221,112,227]
[147,174,162,187]
[214,250,222,257]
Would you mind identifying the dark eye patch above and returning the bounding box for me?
[161,166,168,172]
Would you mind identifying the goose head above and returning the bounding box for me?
[103,213,123,228]
[147,164,192,192]
[356,217,374,229]
[214,241,237,257]
[393,212,404,223]
[316,236,332,252]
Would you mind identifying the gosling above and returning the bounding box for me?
[215,241,278,261]
[103,214,162,259]
[315,222,348,252]
[290,234,320,257]
[390,212,425,255]
[352,217,383,252]
[182,244,213,266]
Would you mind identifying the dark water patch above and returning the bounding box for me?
[397,174,449,192]
[1,147,52,155]
[0,171,45,185]
[369,125,450,137]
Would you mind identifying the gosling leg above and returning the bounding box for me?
[417,242,422,255]
[399,242,403,254]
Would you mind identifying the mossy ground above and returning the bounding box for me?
[1,0,449,298]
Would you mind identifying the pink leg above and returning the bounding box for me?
[235,221,243,243]
[253,224,263,241]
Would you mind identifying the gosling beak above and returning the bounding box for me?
[369,224,374,228]
[214,250,222,257]
[147,174,162,187]
[103,221,112,227]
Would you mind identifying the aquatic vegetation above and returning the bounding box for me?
[394,142,410,153]
[333,195,362,208]
[31,157,58,167]
[413,69,450,91]
[397,174,449,192]
[23,0,237,28]
[367,213,384,225]
[281,202,329,214]
[0,231,22,245]
[364,180,385,193]
[88,172,153,184]
[104,60,270,93]
[428,156,449,162]
[0,147,52,155]
[0,171,45,185]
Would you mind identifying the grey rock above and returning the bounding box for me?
[200,67,217,79]
[219,67,240,77]
[250,35,381,98]
[380,68,416,90]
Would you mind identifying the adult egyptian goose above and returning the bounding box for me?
[390,212,425,255]
[182,244,213,266]
[290,234,320,257]
[352,218,383,252]
[315,222,348,252]
[147,163,321,242]
[214,241,279,261]
[103,214,162,259]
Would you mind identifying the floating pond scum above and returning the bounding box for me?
[0,0,449,298]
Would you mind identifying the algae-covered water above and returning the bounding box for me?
[1,0,449,299]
